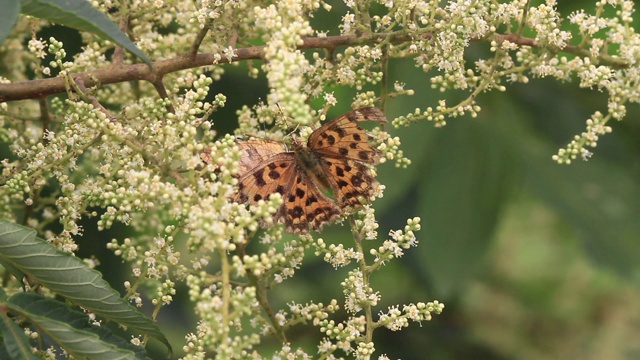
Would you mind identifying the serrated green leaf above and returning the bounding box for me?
[0,312,38,360]
[20,0,151,66]
[0,221,170,354]
[0,0,20,44]
[6,293,146,360]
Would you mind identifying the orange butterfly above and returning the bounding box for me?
[230,107,387,234]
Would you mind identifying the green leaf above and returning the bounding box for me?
[0,256,26,287]
[415,116,517,298]
[523,141,640,278]
[495,84,640,280]
[6,293,149,360]
[20,0,152,66]
[0,312,38,360]
[375,107,439,214]
[0,221,171,354]
[0,0,20,44]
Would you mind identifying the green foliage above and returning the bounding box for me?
[0,0,20,44]
[0,292,40,360]
[13,0,151,65]
[6,293,151,360]
[0,221,168,358]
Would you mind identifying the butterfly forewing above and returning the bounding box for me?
[307,107,386,164]
[234,140,296,204]
[236,140,290,176]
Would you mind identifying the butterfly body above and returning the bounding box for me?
[233,107,387,234]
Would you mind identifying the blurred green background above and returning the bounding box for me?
[7,1,640,359]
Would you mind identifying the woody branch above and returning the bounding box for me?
[0,32,628,103]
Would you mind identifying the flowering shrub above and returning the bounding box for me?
[1,0,639,358]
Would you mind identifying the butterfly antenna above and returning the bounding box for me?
[274,103,301,137]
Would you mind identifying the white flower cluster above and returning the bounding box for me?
[318,240,363,269]
[342,269,381,314]
[184,275,261,358]
[371,217,421,266]
[254,0,316,125]
[375,130,412,168]
[378,301,445,330]
[550,0,640,162]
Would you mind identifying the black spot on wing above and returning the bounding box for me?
[254,171,266,187]
[329,124,346,137]
[268,170,280,179]
[346,112,359,122]
[288,206,304,218]
[305,194,318,206]
[351,175,363,187]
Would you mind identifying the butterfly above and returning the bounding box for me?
[231,107,387,234]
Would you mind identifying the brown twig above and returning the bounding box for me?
[73,75,117,122]
[0,33,629,103]
[189,19,213,60]
[150,78,175,113]
[0,44,264,102]
[236,236,288,343]
[38,97,51,144]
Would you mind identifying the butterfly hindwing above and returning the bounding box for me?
[279,169,341,234]
[234,140,341,233]
[235,153,296,205]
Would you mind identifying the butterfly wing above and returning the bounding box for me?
[316,156,380,208]
[234,140,341,234]
[236,140,290,176]
[307,107,387,164]
[234,140,295,204]
[278,169,341,234]
[307,107,386,208]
